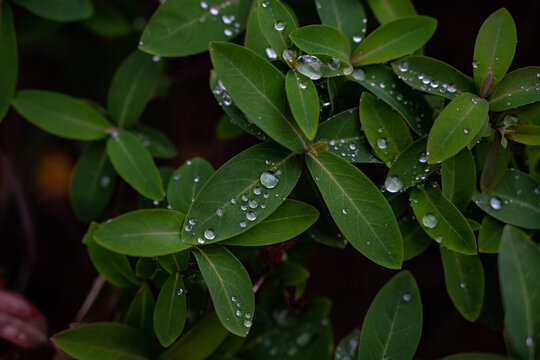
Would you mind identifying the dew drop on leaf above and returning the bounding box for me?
[274,21,285,31]
[246,211,257,221]
[352,35,362,43]
[265,47,277,60]
[244,320,252,328]
[260,171,279,188]
[402,293,411,302]
[384,176,403,193]
[296,55,323,80]
[418,152,427,163]
[398,61,409,72]
[376,138,387,149]
[204,229,215,240]
[422,213,438,228]
[489,197,502,210]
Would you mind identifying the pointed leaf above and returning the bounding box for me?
[400,215,432,261]
[499,225,540,360]
[478,215,504,254]
[139,0,251,57]
[154,273,187,346]
[52,323,154,360]
[0,1,17,121]
[350,16,436,66]
[315,108,375,163]
[209,42,307,153]
[306,152,403,269]
[285,70,319,140]
[12,0,93,21]
[289,25,351,63]
[426,93,489,164]
[367,0,416,24]
[360,92,413,167]
[335,328,360,360]
[108,51,161,128]
[107,129,164,200]
[181,142,301,245]
[222,199,319,246]
[125,285,155,335]
[244,0,269,58]
[94,209,190,257]
[13,90,112,140]
[315,0,366,47]
[441,149,476,210]
[257,0,297,60]
[350,64,433,135]
[506,124,540,145]
[391,56,475,99]
[473,168,540,229]
[473,8,517,93]
[410,183,477,255]
[70,141,117,222]
[192,245,254,337]
[440,247,484,321]
[358,271,422,360]
[479,136,509,193]
[488,67,540,111]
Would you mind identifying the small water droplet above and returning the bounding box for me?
[435,235,443,243]
[447,84,457,93]
[231,198,237,204]
[184,224,192,231]
[526,336,534,347]
[216,208,224,216]
[295,332,311,346]
[342,208,348,214]
[265,47,277,59]
[204,229,215,240]
[376,138,388,149]
[430,80,439,88]
[262,0,269,7]
[261,171,279,188]
[249,199,258,208]
[200,1,208,8]
[463,128,469,134]
[418,152,427,163]
[194,176,200,183]
[224,28,233,36]
[236,309,242,316]
[299,82,308,89]
[222,14,235,24]
[472,97,479,104]
[152,55,161,62]
[197,237,205,244]
[253,187,262,195]
[402,293,411,302]
[246,211,257,221]
[352,35,362,43]
[489,197,502,210]
[177,288,184,295]
[422,213,438,228]
[244,320,252,328]
[240,221,247,228]
[274,21,285,31]
[100,176,111,187]
[351,68,366,81]
[152,200,159,206]
[398,61,409,72]
[385,176,403,193]
[241,194,249,201]
[472,60,480,68]
[209,6,219,15]
[460,283,467,289]
[231,295,237,302]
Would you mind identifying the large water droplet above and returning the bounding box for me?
[299,81,308,89]
[447,84,457,93]
[398,61,409,72]
[246,211,257,221]
[296,55,323,80]
[274,21,285,31]
[265,47,277,60]
[376,138,388,149]
[385,176,403,193]
[244,320,252,328]
[489,197,502,210]
[204,229,215,240]
[261,171,279,188]
[422,213,438,228]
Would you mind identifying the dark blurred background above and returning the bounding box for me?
[1,0,539,358]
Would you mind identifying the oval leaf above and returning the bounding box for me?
[13,90,112,140]
[107,129,164,200]
[506,124,540,145]
[12,0,93,21]
[125,285,155,335]
[285,70,319,140]
[367,0,416,24]
[0,1,17,121]
[410,183,477,255]
[306,151,403,269]
[358,271,422,360]
[289,25,351,63]
[478,215,504,254]
[479,136,509,194]
[192,245,254,337]
[181,142,302,245]
[94,209,190,257]
[154,273,187,346]
[244,0,269,58]
[441,149,476,210]
[351,16,436,66]
[133,125,177,159]
[488,67,540,111]
[315,0,366,47]
[426,92,489,164]
[400,215,432,261]
[257,0,297,60]
[473,168,540,229]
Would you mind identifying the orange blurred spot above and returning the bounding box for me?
[34,147,74,200]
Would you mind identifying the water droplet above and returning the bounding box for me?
[376,138,387,149]
[282,49,296,64]
[200,1,208,8]
[152,55,161,62]
[231,198,237,204]
[447,84,457,93]
[241,204,248,211]
[295,332,311,346]
[100,176,111,187]
[472,60,480,68]
[274,21,285,31]
[204,229,215,240]
[231,295,237,302]
[197,237,205,244]
[244,320,252,328]
[246,211,257,221]
[262,0,269,7]
[216,208,224,216]
[489,197,502,210]
[435,235,443,243]
[186,160,192,165]
[265,47,277,59]
[249,199,258,208]
[385,176,403,193]
[253,187,262,195]
[194,176,200,183]
[418,152,427,163]
[343,65,353,76]
[296,55,323,80]
[315,176,320,181]
[184,224,192,231]
[264,192,270,198]
[299,82,308,89]
[351,68,366,81]
[152,200,160,206]
[236,309,242,316]
[240,194,248,202]
[422,213,438,228]
[352,35,362,43]
[224,28,233,36]
[173,174,181,180]
[177,288,184,295]
[460,282,467,289]
[342,208,348,214]
[402,293,411,302]
[526,336,534,347]
[261,171,279,188]
[430,80,439,88]
[240,221,247,228]
[189,218,197,225]
[398,61,409,72]
[463,128,469,134]
[209,6,219,15]
[472,97,479,104]
[222,14,235,24]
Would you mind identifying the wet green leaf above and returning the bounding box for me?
[154,273,187,346]
[351,16,436,66]
[410,183,477,255]
[0,1,17,121]
[285,70,319,140]
[306,151,403,269]
[181,142,301,245]
[244,0,269,58]
[94,209,190,257]
[488,67,540,111]
[479,136,509,194]
[193,245,254,337]
[367,0,416,24]
[426,92,489,164]
[289,25,351,62]
[478,215,504,254]
[334,328,360,360]
[358,271,422,360]
[12,0,93,21]
[125,285,155,335]
[257,0,297,60]
[441,149,476,210]
[139,0,251,56]
[107,129,164,200]
[506,124,540,145]
[13,90,112,140]
[315,0,366,48]
[108,51,161,128]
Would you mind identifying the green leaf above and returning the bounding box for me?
[160,312,229,360]
[133,125,177,159]
[488,67,540,111]
[285,70,319,140]
[441,149,476,210]
[94,209,190,257]
[499,225,540,360]
[0,1,17,121]
[216,115,244,140]
[391,56,475,99]
[181,142,301,245]
[12,0,93,21]
[139,0,251,57]
[440,353,507,360]
[107,51,161,128]
[385,137,439,191]
[154,273,187,346]
[315,108,375,164]
[479,136,509,194]
[506,124,540,145]
[473,168,540,229]
[426,93,489,164]
[440,247,484,321]
[137,167,173,209]
[360,92,413,167]
[289,25,351,63]
[257,0,298,60]
[367,0,416,24]
[81,4,131,38]
[478,215,504,254]
[52,323,154,360]
[306,151,403,269]
[335,328,360,360]
[192,245,255,337]
[410,183,477,255]
[349,64,433,136]
[209,42,307,153]
[244,0,270,58]
[13,90,112,140]
[315,0,366,48]
[350,16,436,66]
[125,285,155,335]
[107,129,164,200]
[85,222,139,288]
[158,250,190,274]
[70,141,117,222]
[358,271,422,360]
[473,8,517,94]
[400,215,432,261]
[221,199,319,246]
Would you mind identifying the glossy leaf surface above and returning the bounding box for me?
[289,25,351,62]
[441,149,476,210]
[367,0,416,24]
[315,0,366,47]
[257,0,297,60]
[154,273,187,346]
[285,70,319,140]
[506,124,540,145]
[488,67,540,111]
[478,215,504,254]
